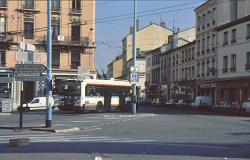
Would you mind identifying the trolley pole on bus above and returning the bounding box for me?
[46,0,53,128]
[131,0,137,114]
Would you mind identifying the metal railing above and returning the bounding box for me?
[42,35,89,47]
[0,33,13,42]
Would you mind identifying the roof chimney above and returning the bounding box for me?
[160,20,166,28]
[129,27,134,34]
[136,19,139,31]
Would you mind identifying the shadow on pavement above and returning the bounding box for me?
[0,141,250,158]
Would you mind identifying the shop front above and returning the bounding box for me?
[197,80,216,104]
[216,78,250,105]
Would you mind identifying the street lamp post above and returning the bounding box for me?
[131,0,137,114]
[46,0,52,128]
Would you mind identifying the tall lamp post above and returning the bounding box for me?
[46,0,52,128]
[131,0,137,114]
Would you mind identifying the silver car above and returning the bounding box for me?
[242,99,250,113]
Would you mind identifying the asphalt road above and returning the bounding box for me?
[0,105,250,160]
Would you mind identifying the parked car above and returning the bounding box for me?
[242,99,250,113]
[191,96,213,109]
[214,100,231,112]
[17,97,54,112]
[144,94,156,104]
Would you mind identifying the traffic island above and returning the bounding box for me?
[30,127,80,133]
[9,138,30,147]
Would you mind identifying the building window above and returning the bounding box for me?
[223,31,228,46]
[207,61,210,76]
[52,20,60,41]
[231,29,236,43]
[212,34,215,51]
[71,23,80,41]
[207,36,210,53]
[176,68,178,81]
[202,62,205,77]
[0,0,6,7]
[212,8,216,25]
[202,38,205,54]
[24,21,34,39]
[211,58,215,75]
[72,0,81,12]
[182,51,184,62]
[246,52,250,70]
[207,11,211,27]
[192,66,195,79]
[247,24,250,39]
[52,0,60,11]
[176,54,178,64]
[197,40,200,56]
[223,56,228,73]
[202,14,206,29]
[0,51,6,66]
[52,49,60,68]
[197,16,201,31]
[173,56,175,65]
[192,47,194,60]
[24,0,34,9]
[71,50,81,69]
[197,62,200,78]
[0,16,6,33]
[230,54,236,72]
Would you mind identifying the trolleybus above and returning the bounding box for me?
[58,79,132,112]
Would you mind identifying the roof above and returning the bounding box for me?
[215,15,250,31]
[122,22,173,41]
[160,40,196,56]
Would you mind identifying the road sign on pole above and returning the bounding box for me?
[15,64,48,74]
[15,64,48,81]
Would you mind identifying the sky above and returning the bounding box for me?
[95,0,206,73]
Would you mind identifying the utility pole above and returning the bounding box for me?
[46,0,52,128]
[131,0,137,114]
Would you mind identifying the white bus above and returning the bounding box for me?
[57,79,132,113]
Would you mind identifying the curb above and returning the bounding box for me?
[0,113,12,116]
[30,127,80,133]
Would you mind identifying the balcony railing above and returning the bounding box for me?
[246,63,250,70]
[70,8,82,14]
[231,39,236,44]
[223,41,228,46]
[222,68,228,73]
[230,67,236,72]
[42,36,89,47]
[0,33,14,42]
[246,34,250,40]
[71,62,80,69]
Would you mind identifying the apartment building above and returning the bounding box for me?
[0,0,95,108]
[216,15,250,104]
[121,22,173,79]
[107,55,123,79]
[195,0,250,104]
[160,41,196,101]
[146,27,196,97]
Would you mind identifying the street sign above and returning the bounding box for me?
[18,42,36,51]
[131,72,139,82]
[15,76,47,81]
[15,64,47,74]
[130,66,139,73]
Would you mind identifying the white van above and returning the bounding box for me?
[191,96,212,108]
[19,97,54,112]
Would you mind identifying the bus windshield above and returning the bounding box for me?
[58,80,81,96]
